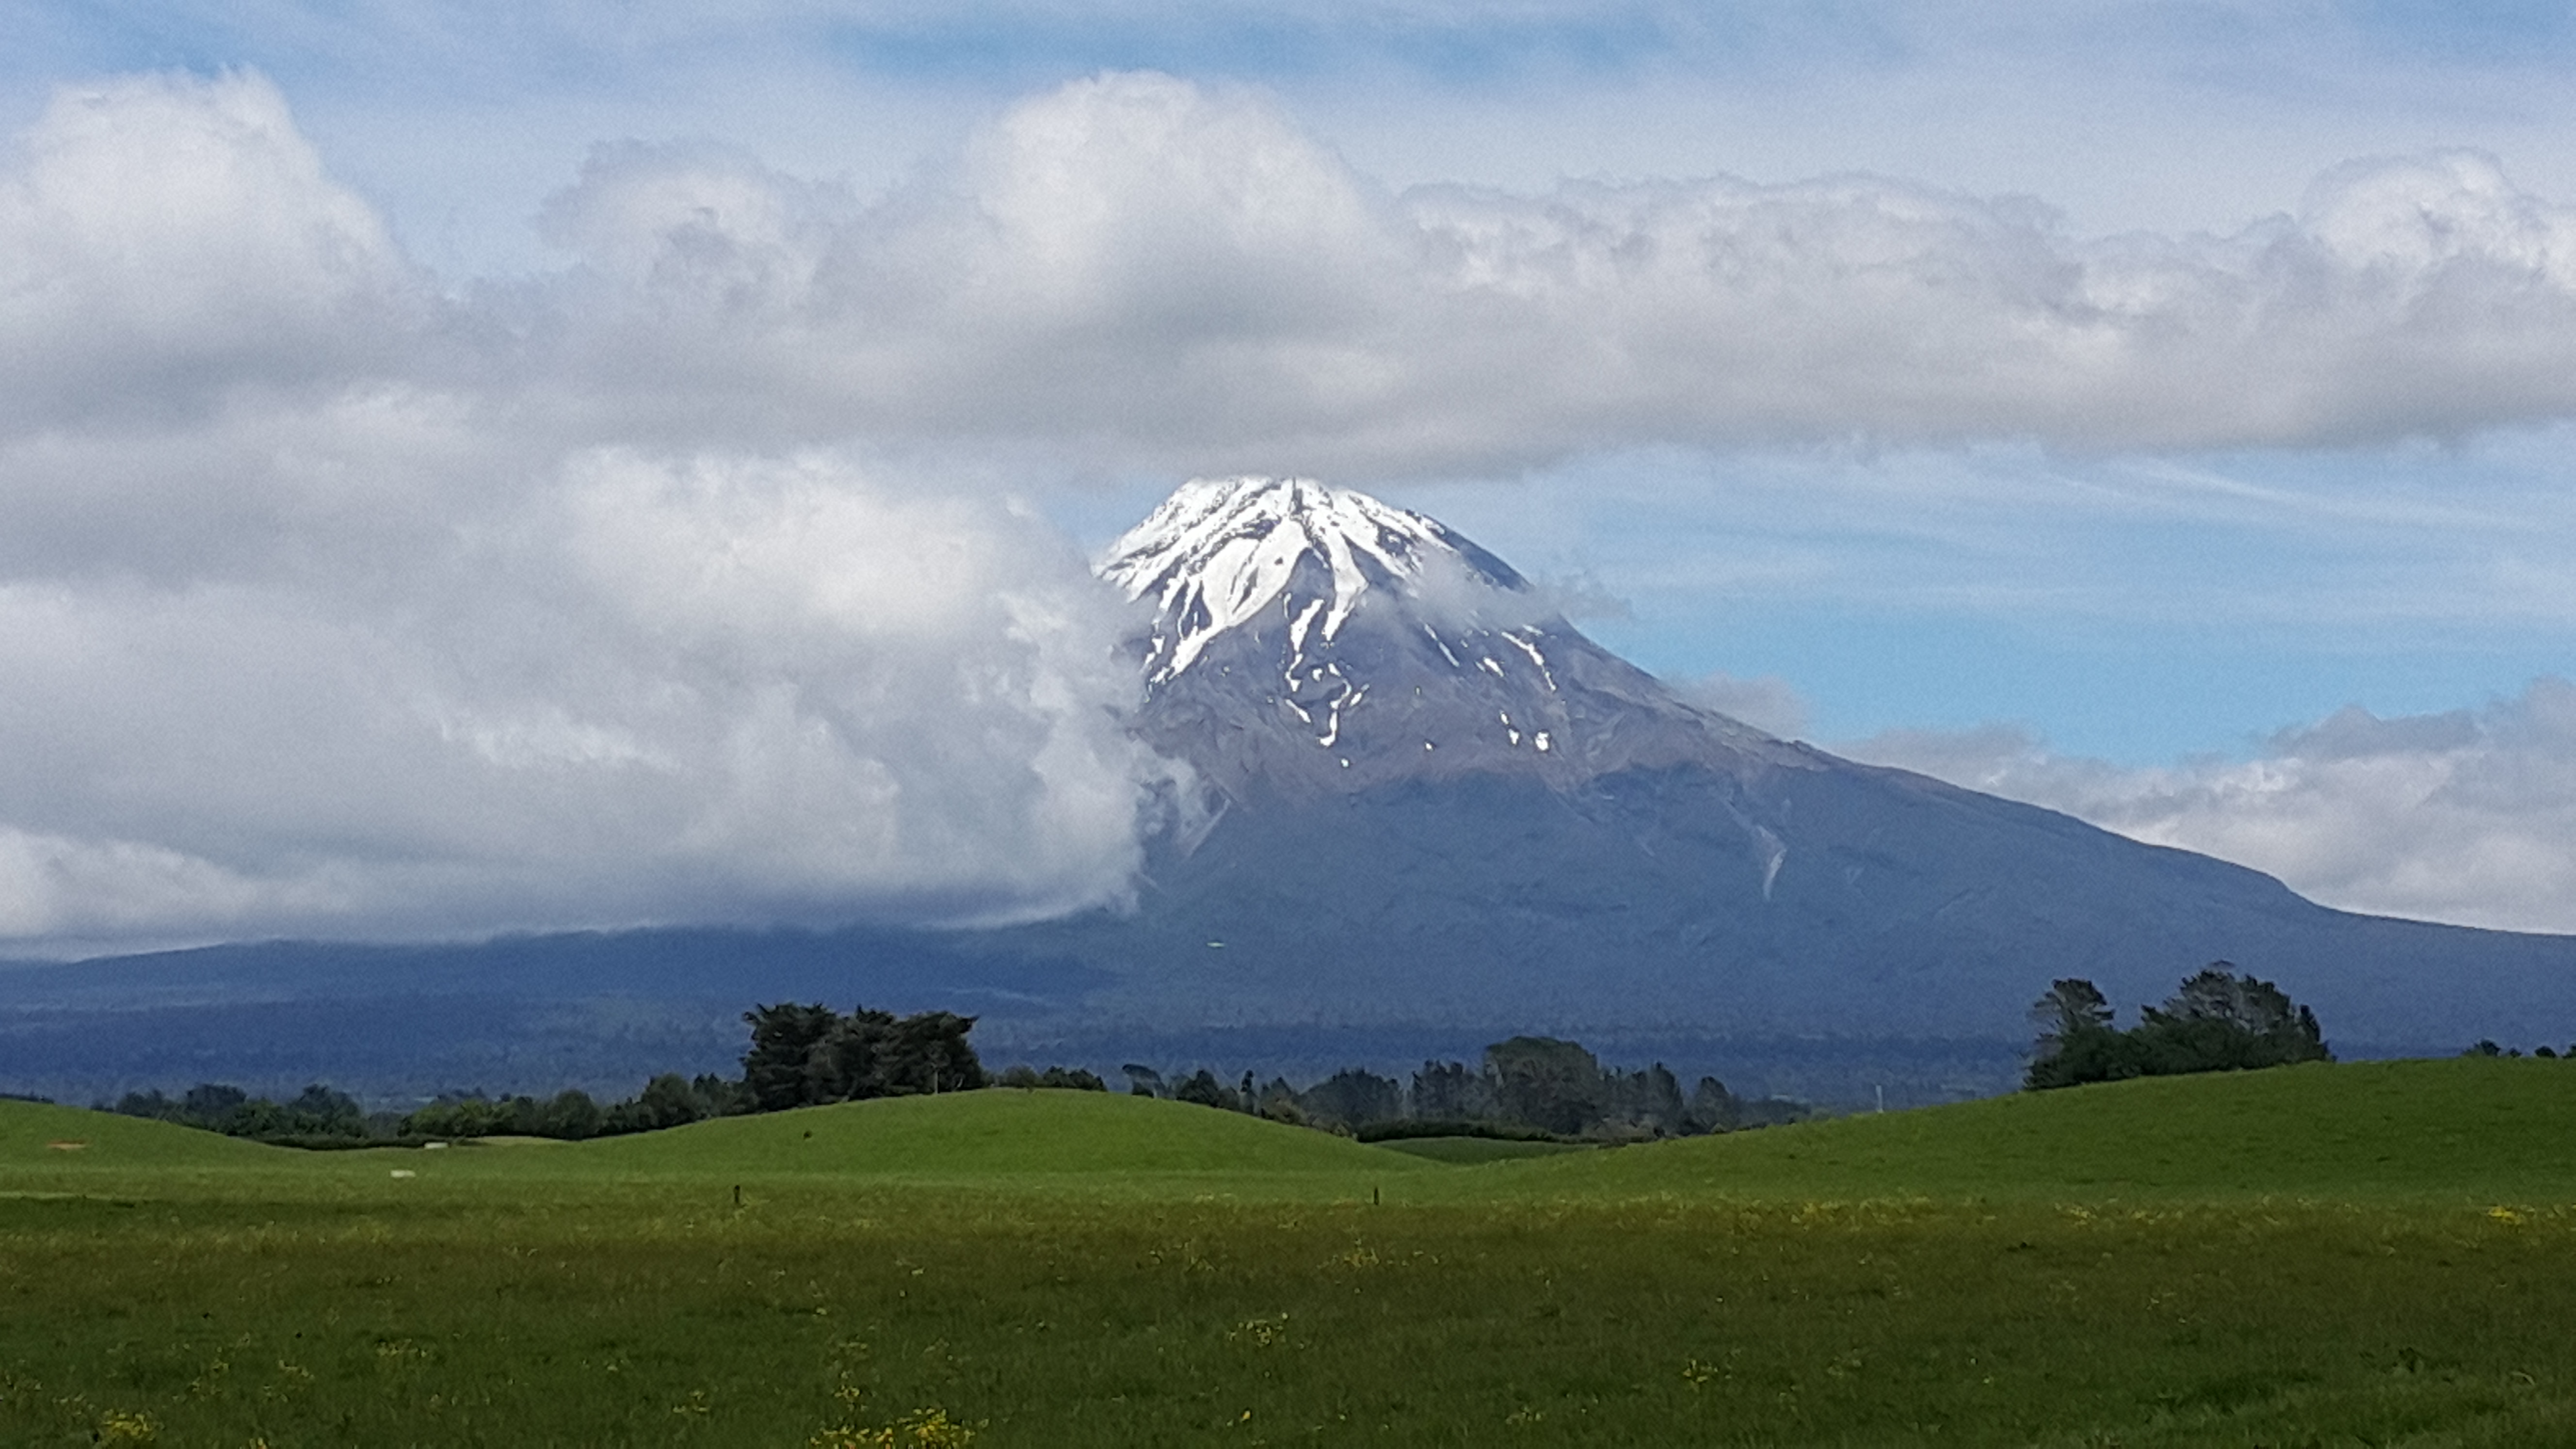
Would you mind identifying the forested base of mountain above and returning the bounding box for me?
[998,1024,2041,1109]
[0,975,2053,1109]
[0,995,754,1105]
[0,909,2516,1111]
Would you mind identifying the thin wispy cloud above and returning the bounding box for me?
[1844,679,2576,935]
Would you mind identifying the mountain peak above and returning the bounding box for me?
[1100,476,1524,685]
[1101,476,1791,802]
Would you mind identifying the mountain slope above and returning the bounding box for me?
[1004,476,2576,1053]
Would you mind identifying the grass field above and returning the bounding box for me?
[4,1060,2575,1446]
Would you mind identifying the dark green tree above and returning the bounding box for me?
[1683,1077,1740,1134]
[1485,1036,1609,1136]
[742,1003,843,1111]
[1602,1063,1688,1135]
[283,1084,365,1136]
[1298,1068,1403,1129]
[805,1007,898,1102]
[632,1073,708,1130]
[182,1082,249,1125]
[1172,1068,1237,1110]
[2026,1022,2146,1089]
[2025,978,2141,1089]
[691,1073,753,1115]
[1409,1060,1495,1121]
[880,1011,983,1095]
[998,1063,1103,1091]
[2030,979,2114,1057]
[225,1097,287,1138]
[112,1089,177,1122]
[1252,1076,1306,1124]
[537,1088,603,1140]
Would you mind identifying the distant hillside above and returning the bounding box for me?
[14,1056,2575,1206]
[1493,1056,2576,1204]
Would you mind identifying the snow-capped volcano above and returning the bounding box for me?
[1033,476,2576,1072]
[1103,476,1528,684]
[14,477,2563,1107]
[1100,475,1788,800]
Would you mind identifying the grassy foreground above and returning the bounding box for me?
[3,1060,2575,1445]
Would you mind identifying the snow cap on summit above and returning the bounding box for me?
[1100,476,1524,683]
[1098,475,1794,803]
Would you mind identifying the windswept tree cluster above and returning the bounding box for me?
[738,1004,986,1110]
[2027,965,2332,1090]
[1117,1035,1801,1141]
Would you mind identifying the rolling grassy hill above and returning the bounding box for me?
[567,1089,1435,1186]
[0,1097,291,1171]
[6,1061,2576,1446]
[11,1056,2572,1203]
[1471,1056,2576,1205]
[476,1056,2576,1204]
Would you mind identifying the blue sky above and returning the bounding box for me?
[5,1,2576,943]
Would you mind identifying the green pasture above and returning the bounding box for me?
[4,1060,2575,1446]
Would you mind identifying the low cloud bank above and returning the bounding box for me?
[1842,679,2576,936]
[0,447,1163,948]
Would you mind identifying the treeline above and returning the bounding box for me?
[104,1005,1799,1150]
[111,1073,758,1146]
[112,1082,386,1148]
[2027,965,2331,1090]
[1114,1035,1804,1142]
[399,1073,750,1140]
[109,1002,986,1146]
[2464,1039,2576,1059]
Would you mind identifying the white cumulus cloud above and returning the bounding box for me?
[0,72,426,431]
[11,65,2576,949]
[0,448,1164,948]
[0,74,1168,951]
[497,72,2576,470]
